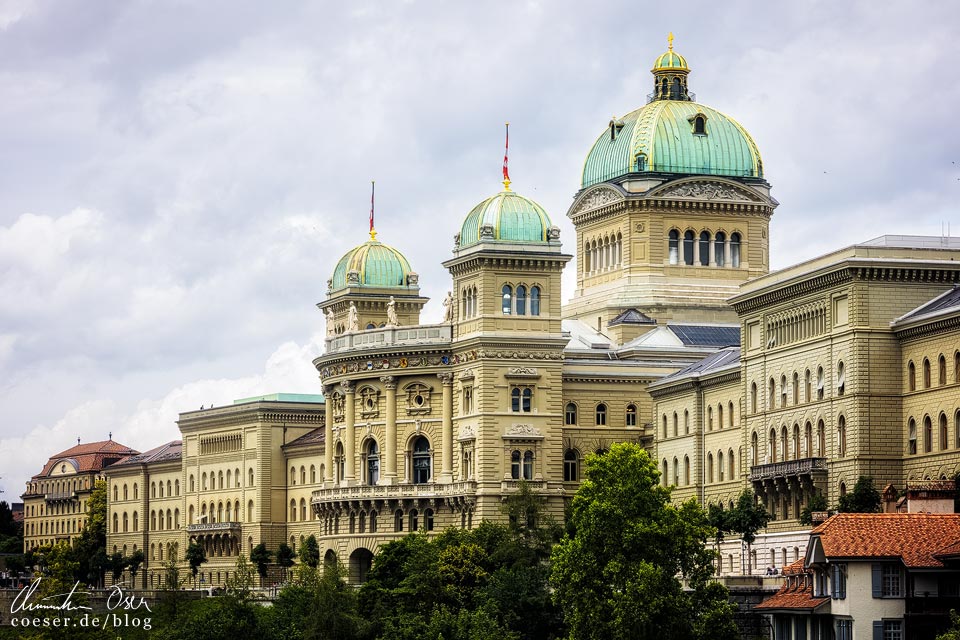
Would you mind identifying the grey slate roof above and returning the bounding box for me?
[650,347,741,387]
[107,440,182,468]
[284,427,325,449]
[608,308,656,326]
[893,285,960,326]
[668,324,741,347]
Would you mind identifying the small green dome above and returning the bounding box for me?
[458,190,554,248]
[330,239,414,291]
[653,48,688,71]
[581,100,763,188]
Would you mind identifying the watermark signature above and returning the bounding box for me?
[9,578,153,630]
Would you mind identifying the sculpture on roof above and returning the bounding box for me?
[326,309,335,337]
[387,296,399,327]
[347,302,360,332]
[442,291,454,323]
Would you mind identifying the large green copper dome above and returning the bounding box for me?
[330,239,414,291]
[458,189,554,248]
[581,100,762,188]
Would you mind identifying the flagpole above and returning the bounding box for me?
[502,122,511,191]
[370,180,376,241]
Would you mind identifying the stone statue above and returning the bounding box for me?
[442,290,454,323]
[347,302,359,332]
[326,309,335,337]
[387,296,399,327]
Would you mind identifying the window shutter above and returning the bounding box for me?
[872,564,882,597]
[873,621,882,640]
[831,565,838,599]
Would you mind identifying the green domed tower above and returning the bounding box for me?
[320,227,427,336]
[564,35,778,338]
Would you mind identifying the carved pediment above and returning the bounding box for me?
[570,186,625,216]
[650,180,764,203]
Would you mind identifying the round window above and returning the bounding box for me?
[414,394,424,407]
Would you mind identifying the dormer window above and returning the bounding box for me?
[635,153,647,171]
[692,114,707,136]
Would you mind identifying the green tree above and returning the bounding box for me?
[723,490,771,575]
[936,609,960,640]
[226,554,256,599]
[186,541,207,589]
[550,442,737,640]
[799,492,829,526]
[277,542,296,581]
[837,476,882,513]
[72,479,108,586]
[299,534,320,568]
[128,548,145,588]
[109,551,127,584]
[251,542,272,587]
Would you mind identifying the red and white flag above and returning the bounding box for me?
[502,123,510,182]
[370,181,375,233]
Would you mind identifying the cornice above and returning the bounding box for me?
[894,311,960,341]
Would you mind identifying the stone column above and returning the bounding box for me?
[724,240,732,268]
[438,373,454,483]
[693,237,700,265]
[342,381,356,484]
[708,238,716,266]
[380,376,398,484]
[323,384,334,484]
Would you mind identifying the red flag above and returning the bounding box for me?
[502,123,510,182]
[370,181,375,233]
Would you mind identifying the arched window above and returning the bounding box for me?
[247,500,254,523]
[394,510,403,532]
[412,436,431,484]
[908,418,917,454]
[565,403,577,425]
[817,420,825,456]
[425,508,435,532]
[248,468,254,487]
[804,369,811,402]
[708,405,714,431]
[530,286,541,316]
[673,412,678,437]
[370,510,378,533]
[290,499,297,521]
[662,414,668,439]
[804,422,812,457]
[718,403,724,429]
[114,485,119,501]
[685,409,690,434]
[366,440,380,486]
[523,451,534,480]
[310,465,316,484]
[626,404,637,427]
[661,459,669,486]
[730,232,741,268]
[123,484,128,501]
[683,231,695,265]
[122,512,128,532]
[668,230,680,265]
[908,361,916,391]
[718,451,724,481]
[955,351,960,383]
[707,453,714,483]
[769,428,777,463]
[300,498,307,522]
[750,382,758,413]
[714,231,726,267]
[923,358,931,388]
[780,426,788,461]
[769,378,776,409]
[728,448,735,480]
[596,403,607,426]
[924,416,933,453]
[792,425,800,460]
[684,456,691,485]
[409,509,419,532]
[300,466,306,485]
[699,231,710,266]
[781,375,787,407]
[939,354,947,385]
[940,413,949,451]
[511,450,521,480]
[501,285,513,315]
[838,416,847,457]
[751,432,759,466]
[563,449,580,482]
[693,115,706,135]
[673,457,679,485]
[792,372,800,405]
[133,483,138,499]
[515,285,527,316]
[816,367,825,400]
[837,361,845,396]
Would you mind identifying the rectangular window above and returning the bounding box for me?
[875,563,903,598]
[831,563,847,599]
[835,619,852,640]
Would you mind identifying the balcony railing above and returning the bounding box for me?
[186,521,242,533]
[324,324,452,355]
[749,457,828,482]
[44,491,77,502]
[500,480,546,492]
[312,481,477,504]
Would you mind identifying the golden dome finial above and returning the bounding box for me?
[369,180,377,241]
[668,32,674,51]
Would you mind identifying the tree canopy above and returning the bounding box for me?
[550,442,738,640]
[837,476,882,513]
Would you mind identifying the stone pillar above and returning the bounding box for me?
[724,240,732,268]
[342,381,356,484]
[380,375,398,484]
[708,238,716,266]
[693,237,700,265]
[438,373,454,483]
[323,384,334,484]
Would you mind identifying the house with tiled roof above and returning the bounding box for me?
[757,513,960,640]
[21,438,139,550]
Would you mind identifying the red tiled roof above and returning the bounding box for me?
[812,513,960,568]
[756,577,829,612]
[782,558,806,575]
[32,439,140,479]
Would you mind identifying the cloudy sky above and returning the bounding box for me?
[1,0,959,497]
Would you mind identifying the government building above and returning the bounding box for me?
[22,38,960,593]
